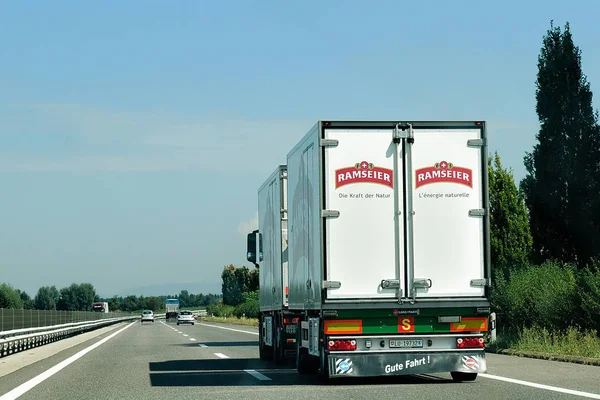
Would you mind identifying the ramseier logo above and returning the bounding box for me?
[415,160,472,188]
[335,161,393,189]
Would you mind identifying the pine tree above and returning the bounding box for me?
[521,21,600,266]
[488,152,532,274]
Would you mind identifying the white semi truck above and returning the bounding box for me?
[92,302,109,313]
[248,121,492,381]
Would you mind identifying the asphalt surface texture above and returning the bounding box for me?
[0,319,599,400]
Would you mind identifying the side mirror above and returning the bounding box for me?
[246,230,263,267]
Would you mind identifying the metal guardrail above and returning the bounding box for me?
[0,316,137,358]
[0,308,130,332]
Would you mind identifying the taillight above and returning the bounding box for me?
[456,337,485,349]
[283,317,299,325]
[327,339,357,351]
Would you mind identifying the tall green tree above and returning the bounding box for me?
[18,290,35,310]
[108,295,121,312]
[248,268,259,292]
[56,283,98,311]
[35,285,61,310]
[121,295,141,311]
[179,290,190,307]
[221,264,242,305]
[489,152,533,274]
[521,21,600,266]
[235,266,251,295]
[143,296,162,311]
[0,283,24,309]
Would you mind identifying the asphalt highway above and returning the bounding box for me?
[0,320,599,400]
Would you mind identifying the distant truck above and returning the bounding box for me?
[248,121,492,381]
[165,298,180,319]
[92,302,109,313]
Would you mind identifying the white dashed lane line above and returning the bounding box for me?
[163,320,272,382]
[244,369,271,381]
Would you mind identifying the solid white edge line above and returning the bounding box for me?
[161,320,600,396]
[199,323,258,336]
[480,374,600,399]
[244,369,272,381]
[0,321,136,400]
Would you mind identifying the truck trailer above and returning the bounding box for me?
[91,302,109,313]
[247,121,492,381]
[249,165,302,364]
[165,298,180,320]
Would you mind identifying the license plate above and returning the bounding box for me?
[285,325,297,334]
[389,339,423,348]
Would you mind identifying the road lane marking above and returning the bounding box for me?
[244,369,271,381]
[214,353,229,358]
[480,374,600,399]
[199,323,258,336]
[189,338,196,341]
[0,322,136,400]
[198,344,208,347]
[183,334,189,337]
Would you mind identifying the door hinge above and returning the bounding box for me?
[467,138,485,147]
[380,279,400,290]
[320,139,339,147]
[321,209,340,218]
[413,279,432,289]
[469,209,486,217]
[471,278,490,287]
[323,280,341,289]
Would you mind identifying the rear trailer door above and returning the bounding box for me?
[409,127,486,298]
[323,128,404,299]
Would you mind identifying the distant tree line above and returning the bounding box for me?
[103,290,221,312]
[0,282,220,312]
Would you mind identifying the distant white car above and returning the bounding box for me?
[141,310,154,323]
[177,310,195,326]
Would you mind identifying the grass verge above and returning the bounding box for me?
[487,326,600,365]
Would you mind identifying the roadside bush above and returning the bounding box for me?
[206,304,235,317]
[493,261,578,333]
[576,265,600,333]
[233,299,259,319]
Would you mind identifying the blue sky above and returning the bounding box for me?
[1,1,599,298]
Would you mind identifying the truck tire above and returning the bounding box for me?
[451,372,478,382]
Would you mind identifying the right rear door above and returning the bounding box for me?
[408,126,487,298]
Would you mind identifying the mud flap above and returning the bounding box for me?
[328,352,486,378]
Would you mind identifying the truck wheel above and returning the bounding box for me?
[451,372,478,382]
